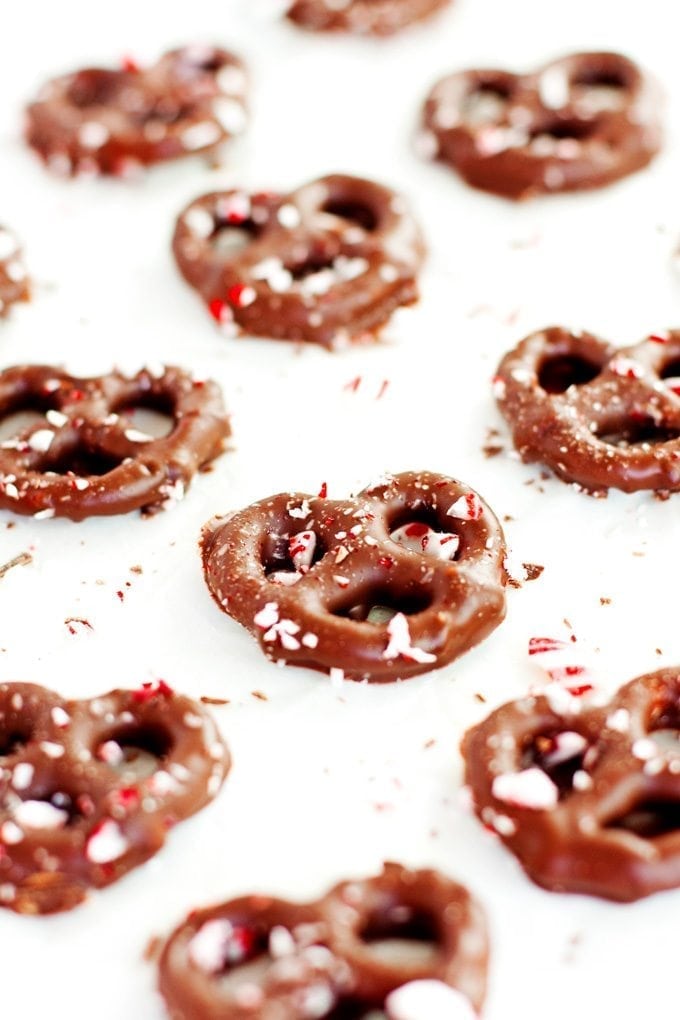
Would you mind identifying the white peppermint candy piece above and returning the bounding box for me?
[447,493,483,521]
[13,800,68,830]
[386,980,477,1020]
[391,522,459,561]
[383,613,436,665]
[492,767,558,810]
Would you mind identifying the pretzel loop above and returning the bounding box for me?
[495,327,680,492]
[0,682,229,914]
[422,52,662,199]
[463,668,680,901]
[0,364,229,519]
[201,471,506,682]
[173,175,424,348]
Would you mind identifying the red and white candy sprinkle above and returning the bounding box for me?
[86,819,129,863]
[383,613,436,665]
[391,522,459,561]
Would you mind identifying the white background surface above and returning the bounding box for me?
[1,1,680,1016]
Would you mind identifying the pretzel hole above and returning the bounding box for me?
[532,119,596,142]
[606,799,680,839]
[359,901,441,967]
[596,417,680,448]
[538,354,601,393]
[522,731,589,798]
[333,588,432,623]
[0,726,33,758]
[571,68,630,114]
[322,199,378,232]
[117,395,176,439]
[462,85,511,125]
[660,358,680,392]
[212,225,257,256]
[98,724,172,780]
[44,444,126,477]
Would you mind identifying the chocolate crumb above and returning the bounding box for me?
[424,739,436,749]
[64,616,93,635]
[522,562,544,581]
[0,551,32,579]
[251,690,268,702]
[130,565,143,575]
[143,935,163,963]
[474,692,487,703]
[200,696,230,706]
[600,597,612,606]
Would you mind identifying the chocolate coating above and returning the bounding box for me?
[321,863,488,1011]
[422,52,662,199]
[463,668,680,901]
[200,471,506,682]
[0,363,230,520]
[495,326,680,493]
[172,175,424,348]
[25,45,247,177]
[287,0,451,36]
[0,681,229,914]
[158,863,487,1018]
[0,227,29,317]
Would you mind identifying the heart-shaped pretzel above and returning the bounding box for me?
[286,0,451,36]
[463,668,680,901]
[172,174,424,348]
[0,227,29,318]
[0,681,229,914]
[158,863,487,1018]
[494,327,680,493]
[200,471,506,682]
[25,45,247,177]
[421,52,662,199]
[0,364,230,520]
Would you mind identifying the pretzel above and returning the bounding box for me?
[0,364,229,520]
[0,227,29,318]
[25,45,247,177]
[158,863,487,1018]
[286,0,451,36]
[172,174,424,348]
[463,668,680,902]
[494,326,680,493]
[200,471,506,682]
[0,681,229,914]
[421,52,662,199]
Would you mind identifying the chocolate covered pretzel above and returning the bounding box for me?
[286,0,451,36]
[158,863,487,1018]
[172,175,424,348]
[495,327,680,493]
[421,52,662,199]
[0,228,29,317]
[25,45,247,177]
[200,471,506,682]
[0,364,229,520]
[0,681,229,914]
[463,668,680,901]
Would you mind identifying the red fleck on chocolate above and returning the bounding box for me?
[378,555,395,569]
[208,298,229,323]
[649,333,670,343]
[121,55,141,73]
[111,787,140,812]
[226,283,252,308]
[132,679,174,703]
